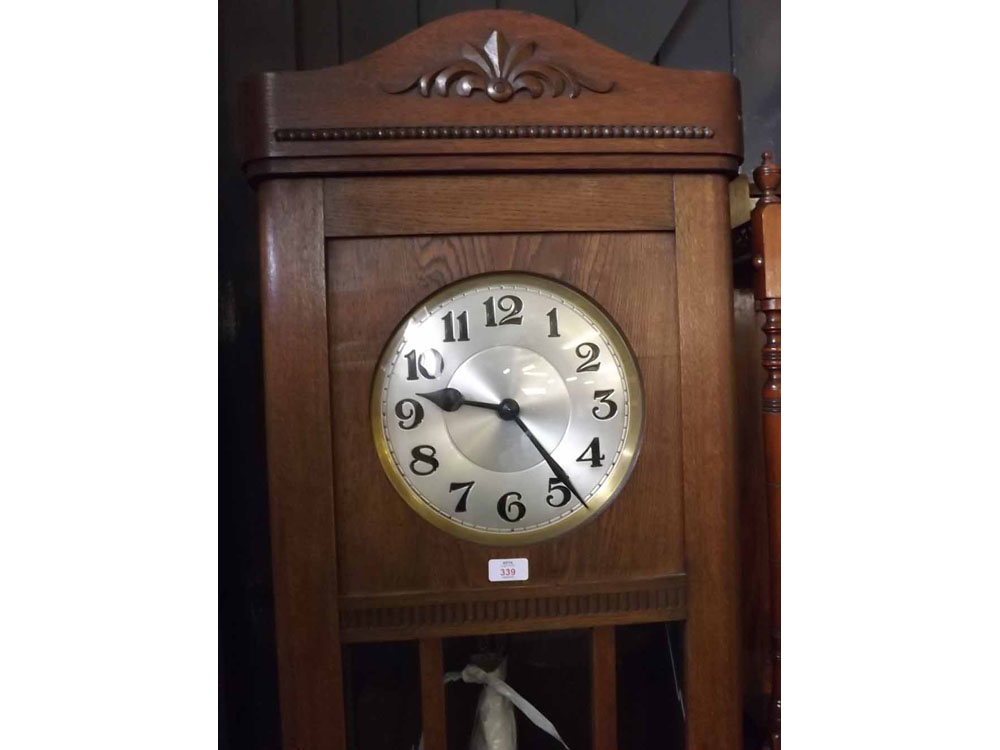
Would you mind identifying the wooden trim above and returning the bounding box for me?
[323,174,674,237]
[591,626,618,750]
[339,575,686,643]
[246,153,740,181]
[419,638,447,750]
[673,174,742,750]
[278,123,715,142]
[752,152,781,750]
[259,179,347,750]
[240,10,742,168]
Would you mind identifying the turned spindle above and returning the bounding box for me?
[751,151,781,750]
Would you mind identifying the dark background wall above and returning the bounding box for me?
[219,2,779,748]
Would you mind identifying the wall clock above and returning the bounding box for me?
[371,273,644,545]
[241,9,745,750]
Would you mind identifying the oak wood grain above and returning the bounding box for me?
[752,152,781,750]
[419,638,447,750]
[244,12,747,748]
[591,626,618,750]
[240,10,742,168]
[673,174,741,750]
[339,574,686,643]
[753,213,781,301]
[259,179,347,750]
[246,153,740,182]
[327,231,684,601]
[323,174,675,237]
[732,288,770,721]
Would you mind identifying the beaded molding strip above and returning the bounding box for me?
[274,124,715,142]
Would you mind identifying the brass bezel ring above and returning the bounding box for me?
[370,272,644,546]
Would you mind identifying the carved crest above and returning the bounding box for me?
[383,29,614,102]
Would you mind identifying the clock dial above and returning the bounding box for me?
[371,273,644,545]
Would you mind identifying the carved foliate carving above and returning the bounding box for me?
[383,29,613,102]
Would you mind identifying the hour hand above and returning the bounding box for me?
[416,387,465,412]
[416,388,501,413]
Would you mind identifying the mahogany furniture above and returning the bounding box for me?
[751,153,781,750]
[241,10,744,749]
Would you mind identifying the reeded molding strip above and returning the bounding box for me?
[276,124,714,142]
[339,578,687,642]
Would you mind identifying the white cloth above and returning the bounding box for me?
[444,662,569,750]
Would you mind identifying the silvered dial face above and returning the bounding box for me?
[371,273,644,545]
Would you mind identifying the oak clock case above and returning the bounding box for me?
[371,273,644,545]
[242,9,744,750]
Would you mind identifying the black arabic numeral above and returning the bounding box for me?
[483,295,523,326]
[546,307,560,337]
[449,481,475,513]
[576,437,605,468]
[405,348,444,381]
[496,491,526,522]
[409,445,439,476]
[394,398,425,430]
[575,342,601,372]
[545,477,571,508]
[442,310,469,342]
[591,389,618,420]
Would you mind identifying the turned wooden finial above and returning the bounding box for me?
[753,151,781,205]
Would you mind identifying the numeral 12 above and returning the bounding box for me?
[483,295,523,327]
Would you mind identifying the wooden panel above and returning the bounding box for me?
[240,10,742,167]
[733,288,770,714]
[340,0,419,63]
[419,639,447,750]
[501,0,576,26]
[731,0,780,166]
[576,0,689,63]
[751,153,781,750]
[673,174,741,750]
[591,626,618,750]
[327,231,684,600]
[259,179,347,750]
[753,207,781,300]
[323,174,674,237]
[339,575,686,642]
[656,0,731,72]
[249,153,739,181]
[219,0,294,747]
[420,0,494,24]
[297,0,341,69]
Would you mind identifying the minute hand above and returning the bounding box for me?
[513,416,589,509]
